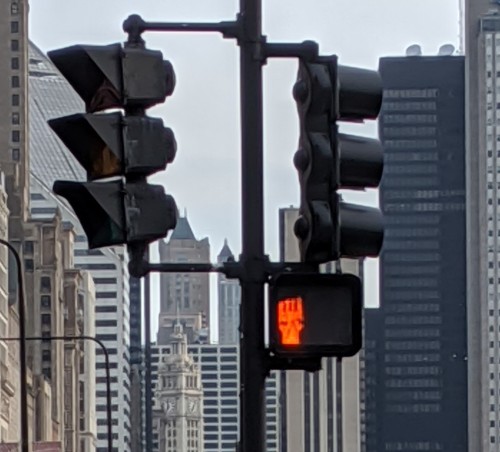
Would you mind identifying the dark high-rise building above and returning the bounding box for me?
[365,54,467,452]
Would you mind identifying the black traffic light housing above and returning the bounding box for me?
[293,55,384,263]
[268,273,362,358]
[48,42,178,251]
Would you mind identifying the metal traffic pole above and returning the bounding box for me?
[237,0,268,451]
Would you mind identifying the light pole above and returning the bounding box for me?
[0,335,113,452]
[0,239,29,452]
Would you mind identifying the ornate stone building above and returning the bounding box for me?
[154,325,203,452]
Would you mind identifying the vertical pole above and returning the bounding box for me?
[144,256,153,452]
[238,0,267,451]
[336,358,343,452]
[17,250,29,452]
[0,239,30,452]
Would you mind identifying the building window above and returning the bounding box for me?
[11,131,19,143]
[11,95,19,106]
[41,314,51,326]
[11,2,19,14]
[11,113,19,125]
[10,21,18,33]
[12,148,19,161]
[11,76,19,88]
[40,276,51,293]
[11,58,19,70]
[24,259,33,271]
[10,40,19,51]
[23,240,33,254]
[41,295,51,308]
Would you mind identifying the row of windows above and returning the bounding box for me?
[382,114,437,124]
[384,252,440,263]
[384,163,437,174]
[385,228,440,238]
[385,290,440,301]
[384,441,443,451]
[383,176,438,188]
[383,189,464,200]
[382,101,437,112]
[385,403,440,414]
[385,378,440,388]
[383,89,438,99]
[386,390,441,402]
[384,353,440,363]
[384,139,437,149]
[384,152,438,162]
[384,265,440,277]
[383,240,439,251]
[385,279,439,289]
[385,340,440,351]
[383,127,436,137]
[384,214,440,225]
[385,202,464,212]
[385,328,440,339]
[385,315,441,325]
[385,303,440,314]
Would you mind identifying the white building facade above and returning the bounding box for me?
[151,344,279,451]
[154,325,203,452]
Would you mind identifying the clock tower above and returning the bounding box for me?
[154,323,204,452]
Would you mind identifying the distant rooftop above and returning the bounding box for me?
[170,216,196,240]
[217,239,234,262]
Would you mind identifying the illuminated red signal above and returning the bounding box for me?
[277,297,305,346]
[268,273,363,359]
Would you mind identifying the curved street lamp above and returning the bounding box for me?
[0,239,113,451]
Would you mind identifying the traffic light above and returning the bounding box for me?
[293,55,384,263]
[268,273,362,358]
[48,43,178,249]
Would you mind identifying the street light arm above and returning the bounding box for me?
[0,239,29,452]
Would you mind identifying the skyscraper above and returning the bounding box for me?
[364,53,467,451]
[465,1,500,449]
[278,207,363,452]
[157,217,210,344]
[0,0,29,238]
[217,240,240,345]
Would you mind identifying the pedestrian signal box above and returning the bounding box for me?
[268,273,362,358]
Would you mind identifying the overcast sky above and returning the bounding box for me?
[29,0,460,339]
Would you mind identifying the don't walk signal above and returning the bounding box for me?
[269,273,362,358]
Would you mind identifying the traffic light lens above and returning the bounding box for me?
[90,145,122,180]
[277,297,305,346]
